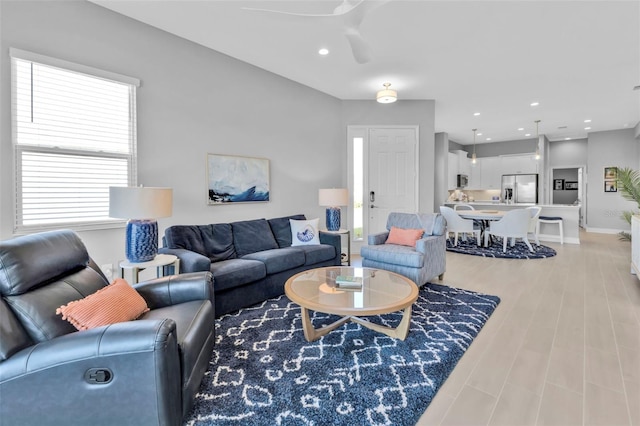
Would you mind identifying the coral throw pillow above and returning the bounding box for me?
[56,278,149,331]
[385,227,424,247]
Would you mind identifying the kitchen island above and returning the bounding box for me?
[444,202,581,244]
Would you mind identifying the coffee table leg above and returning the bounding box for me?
[350,305,413,340]
[300,306,351,342]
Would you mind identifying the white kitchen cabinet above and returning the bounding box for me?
[468,159,482,189]
[500,155,538,175]
[480,157,501,189]
[457,150,471,176]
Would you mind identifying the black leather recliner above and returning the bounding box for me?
[0,230,215,426]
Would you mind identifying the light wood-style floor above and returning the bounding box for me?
[422,231,640,425]
[358,230,640,425]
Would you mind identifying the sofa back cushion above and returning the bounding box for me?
[386,212,446,236]
[231,219,279,256]
[164,224,236,262]
[268,214,306,248]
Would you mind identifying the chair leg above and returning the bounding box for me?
[559,222,564,244]
[502,237,507,253]
[475,231,481,246]
[484,231,489,247]
[524,238,534,252]
[438,273,444,280]
[454,232,459,247]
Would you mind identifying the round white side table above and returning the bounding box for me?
[119,254,180,284]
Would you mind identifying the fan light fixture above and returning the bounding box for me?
[471,128,477,164]
[376,83,397,104]
[534,120,541,160]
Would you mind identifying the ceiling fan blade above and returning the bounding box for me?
[344,28,372,64]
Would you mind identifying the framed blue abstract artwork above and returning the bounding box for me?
[207,154,270,204]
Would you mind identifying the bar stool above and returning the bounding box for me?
[537,216,563,244]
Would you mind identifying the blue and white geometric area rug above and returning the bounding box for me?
[446,238,557,259]
[185,283,500,426]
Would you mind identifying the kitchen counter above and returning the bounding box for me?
[444,202,581,244]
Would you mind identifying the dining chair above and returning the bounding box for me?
[525,206,542,246]
[453,204,475,211]
[440,206,481,246]
[484,209,534,252]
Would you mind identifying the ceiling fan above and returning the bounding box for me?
[242,0,391,64]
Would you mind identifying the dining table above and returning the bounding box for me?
[457,210,506,246]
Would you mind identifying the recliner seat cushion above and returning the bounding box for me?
[360,244,425,268]
[209,259,266,291]
[242,248,305,274]
[231,219,279,256]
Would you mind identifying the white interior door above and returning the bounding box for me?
[367,127,418,234]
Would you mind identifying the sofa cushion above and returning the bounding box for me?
[290,218,321,246]
[293,244,337,265]
[268,214,306,248]
[360,244,425,268]
[209,259,266,292]
[242,248,305,274]
[231,219,279,256]
[164,225,236,261]
[56,278,149,331]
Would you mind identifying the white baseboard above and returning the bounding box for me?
[537,234,580,245]
[586,227,625,235]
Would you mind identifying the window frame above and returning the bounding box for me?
[10,48,140,234]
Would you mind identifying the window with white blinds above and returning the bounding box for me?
[11,49,140,233]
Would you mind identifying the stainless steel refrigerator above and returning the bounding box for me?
[501,174,538,204]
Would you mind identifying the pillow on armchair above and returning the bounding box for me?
[385,226,424,247]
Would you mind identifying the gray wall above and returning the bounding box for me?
[341,100,436,212]
[451,138,537,157]
[0,1,437,269]
[0,1,343,267]
[586,129,638,231]
[434,132,449,209]
[549,139,588,167]
[552,168,580,205]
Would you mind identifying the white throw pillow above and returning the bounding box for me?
[290,218,321,246]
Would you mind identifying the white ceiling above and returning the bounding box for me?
[91,0,640,145]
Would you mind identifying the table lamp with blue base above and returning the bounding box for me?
[319,188,349,232]
[109,186,173,263]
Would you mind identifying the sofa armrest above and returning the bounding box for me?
[319,231,342,265]
[158,247,210,273]
[133,271,214,309]
[368,231,389,246]
[0,319,182,425]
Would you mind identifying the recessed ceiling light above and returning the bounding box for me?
[565,137,571,140]
[318,48,329,55]
[530,102,539,107]
[473,112,480,116]
[623,123,629,127]
[486,137,492,141]
[477,133,483,136]
[584,119,591,123]
[517,128,524,131]
[525,133,531,137]
[584,127,591,130]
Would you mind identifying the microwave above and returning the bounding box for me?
[457,174,468,188]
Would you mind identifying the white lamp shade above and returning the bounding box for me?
[318,188,349,207]
[109,187,173,219]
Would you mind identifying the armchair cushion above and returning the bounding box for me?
[385,227,424,247]
[56,278,149,331]
[360,244,425,268]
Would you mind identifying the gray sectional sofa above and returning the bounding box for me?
[160,214,341,316]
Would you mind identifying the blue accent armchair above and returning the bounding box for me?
[360,212,447,286]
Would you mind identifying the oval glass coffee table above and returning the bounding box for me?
[285,266,419,342]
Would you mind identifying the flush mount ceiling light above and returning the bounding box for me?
[471,128,477,164]
[376,83,397,104]
[530,102,540,107]
[534,119,541,160]
[318,48,329,55]
[473,112,480,116]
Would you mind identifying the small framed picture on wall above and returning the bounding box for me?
[604,180,617,192]
[553,179,564,190]
[604,167,618,180]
